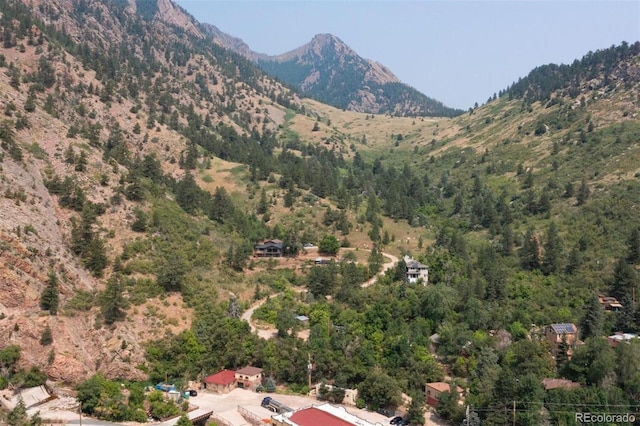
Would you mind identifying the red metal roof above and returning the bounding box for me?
[204,369,236,385]
[289,407,353,426]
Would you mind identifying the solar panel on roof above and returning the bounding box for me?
[553,323,575,334]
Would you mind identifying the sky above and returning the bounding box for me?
[174,0,640,110]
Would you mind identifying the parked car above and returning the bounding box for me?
[188,390,198,397]
[390,416,403,425]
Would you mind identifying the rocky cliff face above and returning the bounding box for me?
[0,0,293,383]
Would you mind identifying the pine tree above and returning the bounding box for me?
[611,257,638,301]
[40,270,59,315]
[7,397,29,426]
[74,150,88,172]
[626,228,640,264]
[615,293,636,333]
[576,179,590,205]
[579,294,603,339]
[40,325,53,346]
[100,275,126,325]
[542,222,563,275]
[520,227,542,270]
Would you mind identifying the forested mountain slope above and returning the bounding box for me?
[207,28,462,117]
[0,0,639,424]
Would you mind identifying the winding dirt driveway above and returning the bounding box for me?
[241,250,399,339]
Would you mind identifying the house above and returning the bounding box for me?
[545,323,578,357]
[542,378,581,391]
[425,382,464,408]
[607,332,638,347]
[235,366,263,391]
[270,403,382,426]
[203,369,236,394]
[404,256,429,285]
[598,294,623,312]
[254,240,283,258]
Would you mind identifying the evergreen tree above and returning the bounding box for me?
[40,269,59,315]
[541,222,562,275]
[157,255,188,292]
[405,394,425,426]
[100,275,127,325]
[368,245,384,277]
[256,188,269,215]
[626,228,640,264]
[7,397,29,426]
[74,150,88,172]
[576,179,590,205]
[39,325,53,346]
[175,415,191,426]
[520,227,541,270]
[611,257,638,301]
[579,294,603,340]
[615,293,636,333]
[175,172,203,214]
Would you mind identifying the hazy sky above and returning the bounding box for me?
[174,0,640,110]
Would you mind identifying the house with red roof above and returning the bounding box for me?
[270,403,381,426]
[203,369,236,394]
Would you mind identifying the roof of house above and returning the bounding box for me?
[255,239,283,249]
[542,378,581,390]
[289,407,353,426]
[549,323,577,334]
[608,333,638,342]
[204,369,236,385]
[277,404,378,426]
[426,382,463,394]
[235,366,263,376]
[403,255,428,269]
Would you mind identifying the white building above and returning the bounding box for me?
[404,256,429,285]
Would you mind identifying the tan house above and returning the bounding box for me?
[235,366,263,391]
[545,323,578,357]
[203,369,236,394]
[425,382,463,408]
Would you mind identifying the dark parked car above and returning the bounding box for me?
[390,416,403,425]
[188,390,198,397]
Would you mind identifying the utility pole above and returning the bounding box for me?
[512,400,516,426]
[307,353,312,389]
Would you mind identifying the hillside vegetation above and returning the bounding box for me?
[0,0,639,424]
